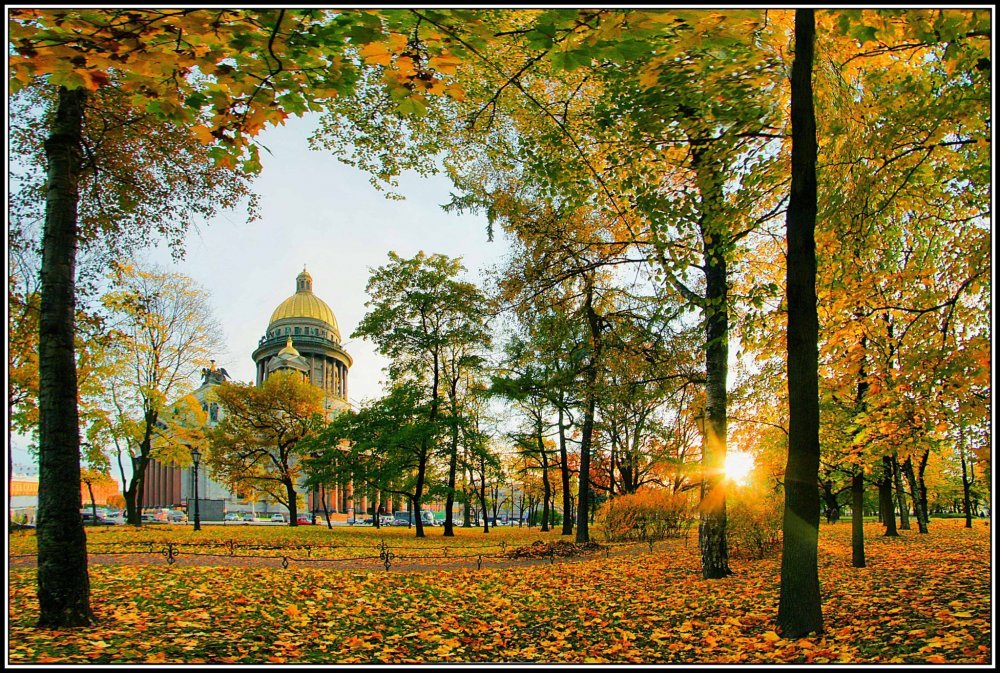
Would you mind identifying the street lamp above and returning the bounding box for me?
[190,446,202,531]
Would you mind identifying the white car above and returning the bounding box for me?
[270,513,285,523]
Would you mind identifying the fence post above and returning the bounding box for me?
[165,542,176,565]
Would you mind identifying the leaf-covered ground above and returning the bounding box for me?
[7,519,991,664]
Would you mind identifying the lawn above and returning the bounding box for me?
[7,518,991,664]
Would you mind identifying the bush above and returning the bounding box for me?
[596,489,694,544]
[727,489,783,560]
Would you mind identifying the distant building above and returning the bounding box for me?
[142,268,406,518]
[10,474,121,525]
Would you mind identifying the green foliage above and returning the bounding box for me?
[596,489,694,543]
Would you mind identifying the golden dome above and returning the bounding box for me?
[268,268,341,341]
[278,337,300,357]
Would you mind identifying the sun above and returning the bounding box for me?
[724,450,755,486]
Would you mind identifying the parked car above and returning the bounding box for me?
[379,514,394,526]
[270,513,285,523]
[296,515,314,525]
[166,509,188,523]
[392,511,437,527]
[224,512,243,523]
[81,511,115,525]
[241,512,255,521]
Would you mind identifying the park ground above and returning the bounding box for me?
[6,518,992,664]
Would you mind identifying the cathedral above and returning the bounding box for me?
[251,267,352,416]
[142,267,382,519]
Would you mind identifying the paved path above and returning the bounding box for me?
[9,539,676,573]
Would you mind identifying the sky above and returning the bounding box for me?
[10,112,514,475]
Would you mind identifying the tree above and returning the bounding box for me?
[353,251,489,537]
[778,8,823,638]
[96,263,223,525]
[208,371,326,526]
[7,7,459,627]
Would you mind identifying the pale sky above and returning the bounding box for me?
[10,112,513,474]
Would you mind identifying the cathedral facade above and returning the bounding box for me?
[143,268,370,518]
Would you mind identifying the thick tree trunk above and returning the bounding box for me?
[558,405,573,535]
[902,456,928,533]
[778,8,823,638]
[851,471,866,568]
[891,454,910,530]
[879,457,898,536]
[36,86,93,628]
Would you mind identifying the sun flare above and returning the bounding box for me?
[724,450,755,486]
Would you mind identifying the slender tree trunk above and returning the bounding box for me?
[690,136,732,581]
[539,417,550,532]
[959,428,973,529]
[414,451,427,538]
[820,479,840,523]
[479,451,489,533]
[778,8,823,638]
[320,484,332,529]
[558,404,573,535]
[36,86,93,628]
[879,456,898,536]
[8,422,13,526]
[851,471,866,568]
[444,384,460,537]
[901,456,928,533]
[463,483,472,528]
[576,279,600,544]
[85,480,97,522]
[891,454,910,530]
[916,450,930,527]
[285,478,298,526]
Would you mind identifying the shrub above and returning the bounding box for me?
[597,489,694,544]
[727,489,783,560]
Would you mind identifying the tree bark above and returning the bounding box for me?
[901,456,928,533]
[915,450,930,527]
[285,477,298,526]
[444,383,460,537]
[696,159,733,579]
[576,278,600,544]
[879,456,898,536]
[959,426,973,529]
[558,404,573,535]
[538,416,551,532]
[851,471,866,568]
[891,454,910,530]
[36,86,94,628]
[778,8,823,638]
